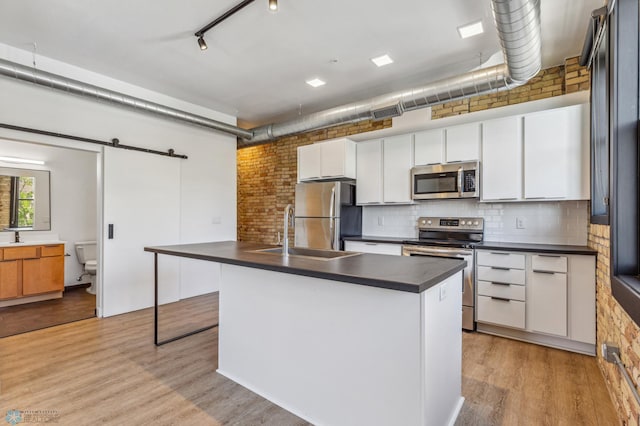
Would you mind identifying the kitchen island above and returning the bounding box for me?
[144,241,466,426]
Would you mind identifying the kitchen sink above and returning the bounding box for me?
[250,247,361,261]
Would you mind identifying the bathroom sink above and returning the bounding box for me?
[251,247,361,261]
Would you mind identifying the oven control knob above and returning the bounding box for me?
[473,221,479,226]
[460,220,466,225]
[427,220,432,225]
[421,219,426,225]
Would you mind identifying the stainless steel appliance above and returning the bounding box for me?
[411,161,479,200]
[294,182,362,250]
[402,217,484,331]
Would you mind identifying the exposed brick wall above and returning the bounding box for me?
[590,224,640,425]
[0,176,10,229]
[237,120,391,244]
[431,57,589,120]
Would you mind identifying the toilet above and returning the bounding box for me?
[75,241,98,295]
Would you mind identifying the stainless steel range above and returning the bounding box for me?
[402,217,484,331]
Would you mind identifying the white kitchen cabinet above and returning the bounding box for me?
[481,116,522,201]
[529,270,567,337]
[297,138,356,182]
[344,241,402,256]
[356,139,383,204]
[414,129,444,166]
[383,134,413,203]
[567,255,596,344]
[298,143,322,180]
[523,104,589,200]
[476,248,596,355]
[476,250,526,330]
[445,122,480,163]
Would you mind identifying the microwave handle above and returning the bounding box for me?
[457,167,463,197]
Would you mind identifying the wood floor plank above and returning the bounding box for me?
[0,293,618,425]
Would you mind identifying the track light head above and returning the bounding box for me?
[269,0,278,11]
[197,36,208,51]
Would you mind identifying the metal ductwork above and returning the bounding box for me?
[242,0,541,146]
[0,58,253,140]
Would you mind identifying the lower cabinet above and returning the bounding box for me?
[344,240,402,256]
[0,244,65,301]
[476,249,596,355]
[530,270,567,337]
[0,260,19,299]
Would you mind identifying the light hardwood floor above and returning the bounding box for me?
[0,293,618,425]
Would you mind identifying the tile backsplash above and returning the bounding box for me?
[362,200,589,245]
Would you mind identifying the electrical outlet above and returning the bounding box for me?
[516,217,526,229]
[377,216,384,226]
[439,283,448,301]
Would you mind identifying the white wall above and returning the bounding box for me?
[0,44,237,316]
[362,200,590,245]
[0,139,97,286]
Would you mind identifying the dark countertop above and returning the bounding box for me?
[144,241,465,293]
[343,235,408,244]
[475,241,596,255]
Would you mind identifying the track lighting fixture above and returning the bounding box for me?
[194,0,278,51]
[197,36,208,51]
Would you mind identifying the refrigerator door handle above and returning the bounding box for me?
[329,187,336,249]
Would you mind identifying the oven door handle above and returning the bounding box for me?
[457,167,463,197]
[403,246,471,257]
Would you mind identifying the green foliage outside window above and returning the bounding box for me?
[17,177,35,227]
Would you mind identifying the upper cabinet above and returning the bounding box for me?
[481,104,589,202]
[383,134,413,203]
[445,123,481,163]
[481,116,522,201]
[356,139,383,204]
[297,138,356,182]
[414,129,444,166]
[523,104,589,200]
[356,135,414,205]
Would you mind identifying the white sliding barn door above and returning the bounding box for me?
[102,147,181,317]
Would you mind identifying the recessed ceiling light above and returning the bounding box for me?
[457,20,484,39]
[371,54,394,67]
[306,78,326,88]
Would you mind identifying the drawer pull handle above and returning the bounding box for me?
[537,254,562,258]
[491,281,511,286]
[490,266,510,271]
[365,243,377,246]
[533,270,555,275]
[490,297,511,302]
[490,252,510,255]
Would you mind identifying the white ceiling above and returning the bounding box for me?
[0,0,602,127]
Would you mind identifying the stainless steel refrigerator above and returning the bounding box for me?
[294,182,362,250]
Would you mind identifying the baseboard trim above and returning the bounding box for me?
[477,323,596,356]
[0,292,62,308]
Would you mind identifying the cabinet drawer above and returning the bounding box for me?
[477,251,525,269]
[531,254,567,273]
[478,280,526,301]
[3,246,39,260]
[477,265,525,285]
[477,295,525,329]
[344,241,402,256]
[41,244,64,257]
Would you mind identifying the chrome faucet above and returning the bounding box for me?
[283,204,294,256]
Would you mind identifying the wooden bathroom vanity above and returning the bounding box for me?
[0,242,65,307]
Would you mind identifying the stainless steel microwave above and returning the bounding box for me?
[411,161,479,200]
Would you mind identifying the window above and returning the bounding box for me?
[9,176,35,228]
[608,0,640,326]
[590,21,610,224]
